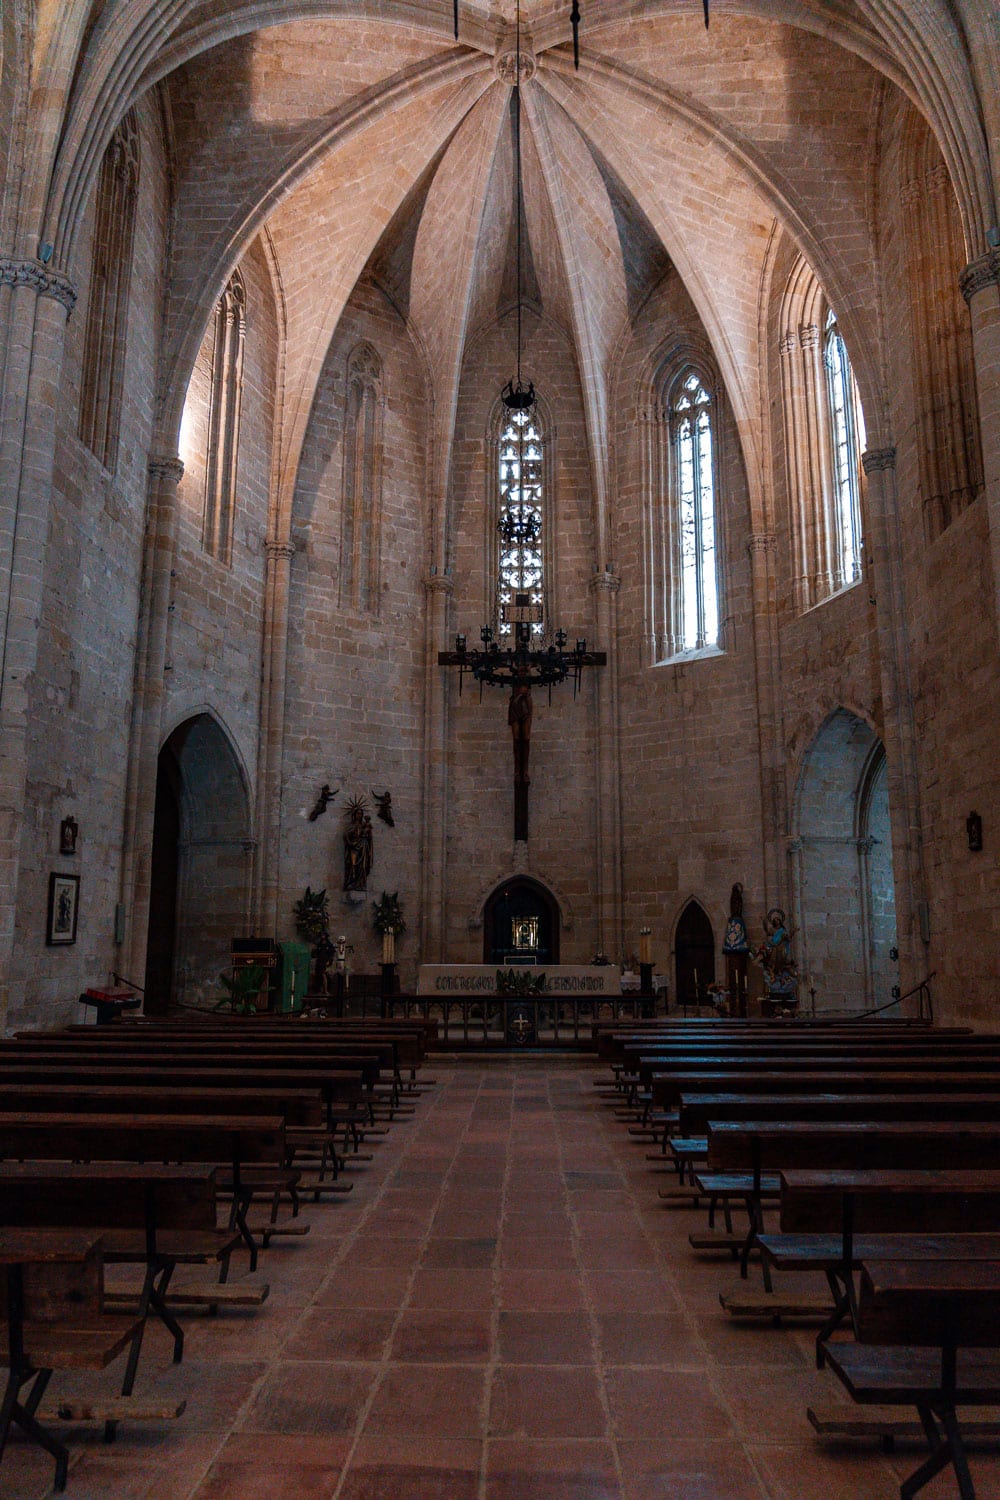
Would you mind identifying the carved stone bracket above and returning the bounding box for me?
[424,573,455,598]
[960,250,1000,303]
[0,257,77,312]
[266,541,296,562]
[148,455,185,484]
[862,447,897,475]
[589,570,621,595]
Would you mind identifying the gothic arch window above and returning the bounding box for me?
[778,258,865,612]
[823,307,864,588]
[496,403,546,638]
[339,342,383,614]
[671,371,719,653]
[485,397,555,638]
[78,109,139,471]
[202,270,246,564]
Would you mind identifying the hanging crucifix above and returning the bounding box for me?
[438,615,606,843]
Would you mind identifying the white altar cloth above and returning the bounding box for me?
[417,964,620,997]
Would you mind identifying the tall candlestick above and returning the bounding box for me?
[382,930,395,964]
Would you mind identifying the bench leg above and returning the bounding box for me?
[941,1407,977,1500]
[0,1368,69,1493]
[815,1270,852,1369]
[898,1405,959,1500]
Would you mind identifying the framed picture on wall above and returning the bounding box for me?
[46,873,80,946]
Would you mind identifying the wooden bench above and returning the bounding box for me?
[696,1122,1000,1288]
[771,1169,1000,1364]
[823,1259,1000,1499]
[0,1229,145,1491]
[0,1113,297,1273]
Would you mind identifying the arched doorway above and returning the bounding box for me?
[675,900,715,1008]
[144,714,252,1012]
[793,709,897,1010]
[483,878,560,966]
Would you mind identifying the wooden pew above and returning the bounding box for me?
[0,1162,243,1437]
[0,1229,145,1492]
[822,1259,1000,1500]
[677,1091,1000,1136]
[769,1169,1000,1363]
[696,1121,1000,1286]
[0,1113,295,1273]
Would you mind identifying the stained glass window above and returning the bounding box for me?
[672,372,718,651]
[497,407,544,637]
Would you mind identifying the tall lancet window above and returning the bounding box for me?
[202,270,246,564]
[497,406,545,637]
[672,371,718,652]
[78,109,139,471]
[824,306,864,587]
[339,342,383,614]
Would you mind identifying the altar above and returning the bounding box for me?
[386,965,654,1047]
[417,964,621,997]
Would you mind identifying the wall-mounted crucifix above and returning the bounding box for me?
[439,602,606,842]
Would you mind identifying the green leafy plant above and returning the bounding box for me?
[372,891,406,937]
[495,968,547,997]
[216,964,267,1015]
[293,886,330,944]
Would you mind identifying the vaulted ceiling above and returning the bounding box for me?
[29,2,992,535]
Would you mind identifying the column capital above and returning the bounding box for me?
[0,257,77,313]
[960,250,1000,303]
[862,446,897,475]
[423,572,454,597]
[266,541,296,561]
[590,570,621,595]
[148,454,184,484]
[747,532,777,556]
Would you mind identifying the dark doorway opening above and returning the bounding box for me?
[675,899,715,1008]
[144,713,251,1011]
[144,746,181,1015]
[483,878,561,966]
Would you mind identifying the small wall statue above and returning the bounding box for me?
[753,907,799,1015]
[343,796,374,892]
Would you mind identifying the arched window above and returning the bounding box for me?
[778,257,866,611]
[202,270,246,564]
[496,404,545,638]
[823,307,864,587]
[78,109,139,471]
[339,342,383,614]
[671,371,719,652]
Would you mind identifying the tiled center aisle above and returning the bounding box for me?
[8,1055,994,1498]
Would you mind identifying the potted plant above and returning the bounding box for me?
[294,886,333,990]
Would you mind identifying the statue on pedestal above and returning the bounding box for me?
[344,797,374,892]
[754,907,799,1014]
[722,882,750,1017]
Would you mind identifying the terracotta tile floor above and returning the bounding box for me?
[6,1055,1000,1498]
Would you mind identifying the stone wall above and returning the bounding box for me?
[7,91,170,1030]
[279,276,428,986]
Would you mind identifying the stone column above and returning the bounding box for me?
[861,447,927,995]
[961,250,1000,631]
[746,532,787,912]
[255,540,296,932]
[420,573,453,963]
[0,260,76,1029]
[590,569,622,961]
[119,454,184,986]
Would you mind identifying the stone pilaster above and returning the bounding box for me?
[961,251,1000,634]
[589,569,622,960]
[861,445,927,997]
[745,531,787,913]
[420,573,454,963]
[119,453,185,986]
[0,262,76,1028]
[254,540,297,932]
